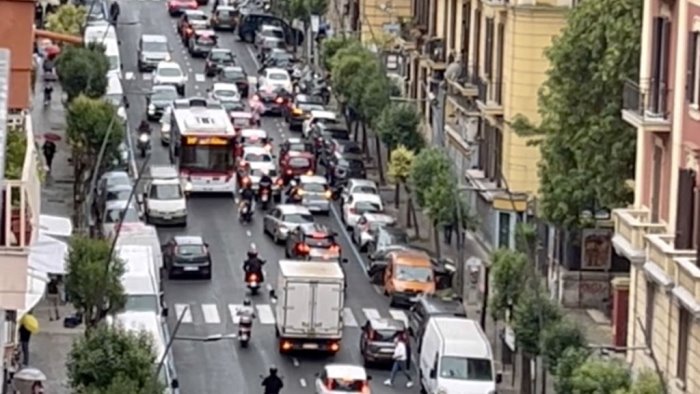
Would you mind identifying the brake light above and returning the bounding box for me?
[306,170,313,176]
[242,177,251,185]
[249,273,258,281]
[329,342,340,352]
[264,144,272,152]
[330,245,340,253]
[286,169,292,175]
[275,97,284,104]
[276,178,284,186]
[296,243,310,253]
[324,190,332,199]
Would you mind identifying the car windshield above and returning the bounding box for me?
[180,145,234,172]
[196,35,216,45]
[244,153,271,162]
[250,168,277,177]
[222,101,245,111]
[302,182,326,193]
[176,244,207,258]
[150,184,182,200]
[222,69,245,79]
[323,130,350,140]
[300,104,325,112]
[211,51,233,61]
[289,143,312,152]
[355,201,381,214]
[143,41,168,52]
[289,157,311,168]
[373,329,400,341]
[216,9,235,17]
[386,231,409,244]
[395,265,433,282]
[106,189,130,202]
[152,88,178,101]
[124,294,159,313]
[340,159,364,169]
[190,13,207,21]
[353,185,377,194]
[108,55,119,71]
[439,356,493,381]
[340,144,362,154]
[107,175,131,187]
[269,73,288,81]
[215,89,237,97]
[105,207,139,223]
[264,29,285,39]
[158,67,182,77]
[283,213,313,223]
[329,379,366,392]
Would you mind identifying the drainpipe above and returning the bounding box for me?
[0,50,10,247]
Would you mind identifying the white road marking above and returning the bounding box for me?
[195,73,205,82]
[229,304,242,324]
[299,378,307,387]
[246,45,260,67]
[389,309,409,326]
[292,358,300,367]
[174,303,193,323]
[188,67,193,73]
[142,73,152,81]
[246,230,252,237]
[201,304,221,324]
[331,205,370,279]
[266,283,273,292]
[256,304,276,324]
[342,307,359,327]
[124,71,134,80]
[362,308,381,320]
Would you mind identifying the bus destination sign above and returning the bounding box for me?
[185,136,229,146]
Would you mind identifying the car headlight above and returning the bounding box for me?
[148,103,155,114]
[279,227,289,234]
[139,133,150,143]
[437,388,448,394]
[184,182,193,191]
[165,54,172,61]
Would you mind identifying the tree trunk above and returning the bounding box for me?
[519,352,533,394]
[374,134,384,184]
[394,182,400,209]
[433,221,441,257]
[361,122,369,158]
[353,120,359,142]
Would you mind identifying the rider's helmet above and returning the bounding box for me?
[289,180,297,187]
[243,298,252,306]
[247,243,258,258]
[269,365,278,375]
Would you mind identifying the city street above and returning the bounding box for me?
[116,1,422,392]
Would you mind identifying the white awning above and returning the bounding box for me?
[39,214,73,237]
[29,232,69,274]
[18,269,49,317]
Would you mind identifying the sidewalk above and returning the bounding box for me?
[31,82,80,394]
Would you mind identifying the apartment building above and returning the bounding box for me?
[397,0,568,249]
[341,0,413,44]
[611,0,700,391]
[0,0,35,112]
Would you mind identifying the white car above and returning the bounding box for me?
[254,24,285,47]
[351,212,396,251]
[263,204,314,243]
[303,110,338,138]
[242,146,274,165]
[259,67,293,93]
[315,364,372,394]
[210,82,240,102]
[101,200,141,238]
[341,179,379,205]
[342,193,383,228]
[153,61,186,95]
[144,177,187,226]
[239,128,270,149]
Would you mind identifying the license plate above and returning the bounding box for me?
[183,266,198,271]
[164,215,172,219]
[262,195,269,202]
[302,343,319,349]
[380,348,394,353]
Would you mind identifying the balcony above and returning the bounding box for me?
[0,114,42,312]
[446,65,478,97]
[482,0,509,10]
[621,79,671,133]
[611,208,667,264]
[645,234,696,287]
[475,78,503,117]
[423,38,447,70]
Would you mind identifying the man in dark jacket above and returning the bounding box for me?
[19,319,32,365]
[109,1,120,24]
[261,366,283,394]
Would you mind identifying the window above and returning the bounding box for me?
[484,18,494,79]
[677,306,690,382]
[461,2,471,67]
[674,169,696,249]
[498,212,510,248]
[651,144,663,222]
[473,9,481,70]
[495,23,505,104]
[644,280,656,346]
[150,184,182,200]
[649,17,671,115]
[686,32,699,104]
[450,0,458,50]
[394,265,433,282]
[439,356,493,381]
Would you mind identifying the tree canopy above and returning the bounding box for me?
[56,44,110,102]
[511,0,642,228]
[511,285,562,356]
[410,148,453,207]
[321,36,355,70]
[376,104,423,152]
[541,319,587,374]
[388,145,415,184]
[67,326,163,393]
[281,0,328,22]
[489,248,529,321]
[46,4,87,36]
[5,129,27,180]
[568,358,631,394]
[66,95,125,162]
[64,235,126,329]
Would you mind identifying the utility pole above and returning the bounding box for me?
[310,15,321,70]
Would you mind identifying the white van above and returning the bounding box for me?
[83,24,121,76]
[419,317,500,394]
[143,166,188,226]
[118,244,162,287]
[105,74,126,121]
[115,311,180,393]
[116,223,163,269]
[104,38,121,76]
[119,246,167,318]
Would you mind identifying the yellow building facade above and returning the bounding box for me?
[398,0,568,248]
[356,0,413,45]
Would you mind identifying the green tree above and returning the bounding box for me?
[489,248,529,321]
[46,4,87,36]
[627,370,663,394]
[554,347,591,394]
[64,236,126,329]
[511,0,642,228]
[511,285,562,356]
[282,0,328,22]
[67,326,163,393]
[330,43,374,105]
[322,36,355,71]
[358,72,391,127]
[568,358,631,394]
[5,129,27,180]
[410,147,453,207]
[56,44,110,102]
[388,145,415,209]
[541,319,587,374]
[376,104,423,152]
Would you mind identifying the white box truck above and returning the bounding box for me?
[115,222,163,269]
[273,260,345,354]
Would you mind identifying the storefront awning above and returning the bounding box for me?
[39,214,73,237]
[18,269,49,317]
[29,232,69,274]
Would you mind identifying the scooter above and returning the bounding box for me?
[238,314,254,347]
[239,201,254,223]
[137,132,151,158]
[258,187,271,210]
[246,272,261,295]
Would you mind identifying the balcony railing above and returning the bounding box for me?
[621,79,671,131]
[646,234,696,281]
[476,78,503,114]
[612,208,667,262]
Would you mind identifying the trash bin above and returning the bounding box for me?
[12,367,46,394]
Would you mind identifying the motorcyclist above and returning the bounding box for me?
[43,82,53,106]
[261,366,284,394]
[285,179,302,203]
[258,172,273,198]
[240,181,256,207]
[243,246,264,282]
[138,120,152,134]
[237,298,256,325]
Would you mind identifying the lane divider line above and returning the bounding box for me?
[362,308,381,320]
[330,204,370,279]
[292,358,300,367]
[299,378,307,387]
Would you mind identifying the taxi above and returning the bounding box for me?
[297,175,332,214]
[314,364,372,394]
[383,250,435,307]
[236,128,271,157]
[229,111,256,133]
[279,151,315,183]
[187,29,217,57]
[285,223,341,262]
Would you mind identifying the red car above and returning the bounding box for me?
[279,151,315,183]
[167,0,197,16]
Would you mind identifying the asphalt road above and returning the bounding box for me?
[117,2,421,392]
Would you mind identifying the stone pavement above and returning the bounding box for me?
[30,80,79,394]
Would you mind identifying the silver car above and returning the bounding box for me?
[298,175,332,214]
[101,200,141,238]
[351,212,396,252]
[263,205,314,244]
[97,171,132,199]
[340,178,379,205]
[138,34,171,71]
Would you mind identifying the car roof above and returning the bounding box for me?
[243,146,270,154]
[102,171,130,180]
[270,48,289,54]
[106,184,133,192]
[152,84,177,93]
[105,200,137,209]
[348,179,377,188]
[265,67,288,75]
[277,204,312,215]
[215,5,235,10]
[362,212,394,222]
[157,61,181,70]
[211,48,232,54]
[391,249,432,266]
[299,222,331,234]
[324,364,367,380]
[287,151,313,158]
[222,65,244,72]
[141,34,167,43]
[368,318,405,331]
[213,82,238,90]
[349,193,382,203]
[173,235,205,245]
[379,226,408,237]
[299,175,327,184]
[310,110,336,119]
[185,9,206,16]
[194,29,216,36]
[285,137,303,144]
[241,128,267,136]
[261,24,284,31]
[416,294,467,317]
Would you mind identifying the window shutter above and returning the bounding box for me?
[675,169,696,249]
[687,33,697,102]
[485,19,493,79]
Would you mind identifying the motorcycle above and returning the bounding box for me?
[245,271,262,295]
[238,313,253,347]
[239,200,254,223]
[258,186,271,210]
[137,132,151,158]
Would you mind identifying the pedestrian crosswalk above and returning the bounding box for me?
[171,302,409,328]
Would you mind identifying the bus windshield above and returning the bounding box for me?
[180,143,234,172]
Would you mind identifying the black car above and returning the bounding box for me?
[210,6,238,31]
[330,154,366,186]
[284,223,341,261]
[205,48,236,77]
[221,100,246,112]
[262,49,296,73]
[284,94,325,130]
[146,84,178,120]
[238,13,304,45]
[321,139,362,167]
[217,66,249,97]
[188,29,218,57]
[310,122,350,152]
[408,294,466,349]
[162,236,213,279]
[360,318,405,366]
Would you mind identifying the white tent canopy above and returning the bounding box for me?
[39,214,73,237]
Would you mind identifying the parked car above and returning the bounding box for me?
[254,24,285,48]
[408,294,466,344]
[210,5,239,31]
[341,193,383,228]
[351,212,396,252]
[238,13,303,45]
[162,236,212,279]
[101,200,141,238]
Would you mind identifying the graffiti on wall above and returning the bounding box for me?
[581,229,613,270]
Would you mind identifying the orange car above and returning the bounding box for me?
[383,250,435,306]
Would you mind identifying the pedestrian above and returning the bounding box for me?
[384,335,413,388]
[34,2,44,28]
[443,222,453,245]
[42,140,56,171]
[47,276,61,321]
[109,1,120,25]
[19,314,33,365]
